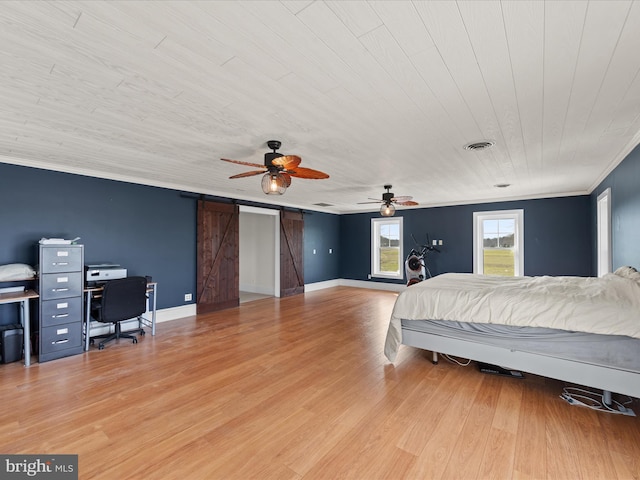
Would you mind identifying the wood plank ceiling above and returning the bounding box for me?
[1,1,640,213]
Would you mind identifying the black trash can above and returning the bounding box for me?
[0,324,23,364]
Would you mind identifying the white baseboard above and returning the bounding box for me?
[155,304,197,322]
[145,282,400,328]
[305,278,406,293]
[304,279,342,291]
[338,279,406,292]
[88,304,197,336]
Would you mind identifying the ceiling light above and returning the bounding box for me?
[261,171,287,195]
[380,202,396,217]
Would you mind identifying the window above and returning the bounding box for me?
[371,217,403,279]
[473,209,524,276]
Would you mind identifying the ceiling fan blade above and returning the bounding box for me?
[391,195,413,203]
[286,167,330,179]
[357,201,383,204]
[396,200,419,206]
[221,158,266,169]
[272,155,301,170]
[229,170,266,179]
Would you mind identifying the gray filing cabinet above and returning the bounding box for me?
[37,244,84,362]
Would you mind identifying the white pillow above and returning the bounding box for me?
[613,266,640,283]
[0,263,36,281]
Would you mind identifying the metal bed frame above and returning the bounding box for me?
[401,326,640,400]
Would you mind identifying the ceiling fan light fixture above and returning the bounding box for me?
[261,171,287,195]
[380,202,396,217]
[222,140,328,194]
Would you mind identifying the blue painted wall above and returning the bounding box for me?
[340,195,593,283]
[591,143,640,270]
[8,151,638,322]
[0,164,196,314]
[304,211,340,284]
[0,162,341,325]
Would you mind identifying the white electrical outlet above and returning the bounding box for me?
[329,248,333,254]
[184,293,192,302]
[439,240,443,245]
[313,249,316,254]
[432,239,437,245]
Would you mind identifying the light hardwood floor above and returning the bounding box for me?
[1,287,639,479]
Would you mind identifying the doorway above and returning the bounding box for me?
[239,205,280,303]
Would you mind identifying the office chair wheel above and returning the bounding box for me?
[98,344,105,350]
[140,330,145,336]
[133,338,138,344]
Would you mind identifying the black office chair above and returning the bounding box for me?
[90,276,147,350]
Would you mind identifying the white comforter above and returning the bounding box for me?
[384,272,640,362]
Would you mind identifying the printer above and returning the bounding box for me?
[85,263,127,285]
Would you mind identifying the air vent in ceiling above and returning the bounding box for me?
[463,140,495,151]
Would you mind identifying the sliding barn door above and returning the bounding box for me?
[197,200,239,313]
[280,210,304,297]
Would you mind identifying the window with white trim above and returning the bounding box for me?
[371,217,403,279]
[473,209,524,276]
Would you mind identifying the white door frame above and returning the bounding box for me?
[596,188,612,277]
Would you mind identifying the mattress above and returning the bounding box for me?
[401,319,640,373]
[385,271,640,362]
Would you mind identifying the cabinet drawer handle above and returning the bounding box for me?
[52,314,69,319]
[52,288,69,292]
[52,262,69,266]
[52,339,69,345]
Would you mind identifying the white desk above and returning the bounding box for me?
[83,282,157,351]
[0,289,38,367]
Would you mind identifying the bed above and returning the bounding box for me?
[384,267,640,399]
